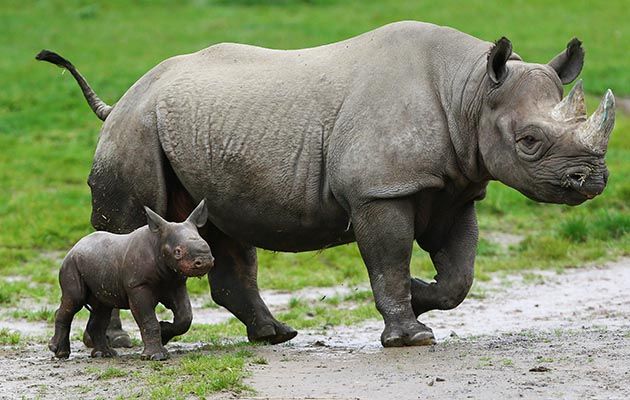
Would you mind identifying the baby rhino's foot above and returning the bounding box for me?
[48,339,70,359]
[141,347,169,361]
[91,347,118,358]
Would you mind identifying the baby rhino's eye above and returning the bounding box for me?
[174,247,182,259]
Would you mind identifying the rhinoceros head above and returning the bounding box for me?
[477,37,615,205]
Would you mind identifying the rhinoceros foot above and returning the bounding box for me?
[381,321,435,347]
[91,347,118,358]
[49,338,70,359]
[107,329,133,348]
[247,320,298,345]
[83,328,133,349]
[141,348,170,361]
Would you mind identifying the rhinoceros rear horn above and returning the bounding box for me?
[576,90,615,155]
[551,79,587,122]
[487,37,512,85]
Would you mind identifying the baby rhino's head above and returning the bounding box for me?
[144,200,214,277]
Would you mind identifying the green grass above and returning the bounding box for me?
[181,292,380,343]
[280,299,379,330]
[10,307,56,323]
[77,348,254,398]
[0,328,21,345]
[0,0,628,296]
[145,351,253,399]
[501,358,514,367]
[86,366,128,380]
[181,321,247,344]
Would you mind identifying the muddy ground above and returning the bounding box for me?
[1,258,629,399]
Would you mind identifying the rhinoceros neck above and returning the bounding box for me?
[431,38,493,184]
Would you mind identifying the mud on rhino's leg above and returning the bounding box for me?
[352,198,435,347]
[411,202,477,316]
[205,230,297,344]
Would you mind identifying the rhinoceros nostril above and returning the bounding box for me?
[565,168,591,188]
[568,173,586,185]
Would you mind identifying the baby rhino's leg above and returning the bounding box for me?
[50,257,85,359]
[86,302,117,358]
[160,285,193,345]
[128,287,168,361]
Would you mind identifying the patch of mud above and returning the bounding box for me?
[244,258,630,399]
[426,259,630,338]
[245,329,630,400]
[1,258,629,399]
[0,341,211,400]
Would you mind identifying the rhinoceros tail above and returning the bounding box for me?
[36,49,113,121]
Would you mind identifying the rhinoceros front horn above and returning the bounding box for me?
[576,89,615,155]
[551,79,587,122]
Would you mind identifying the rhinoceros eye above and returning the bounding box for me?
[515,129,546,160]
[520,135,538,148]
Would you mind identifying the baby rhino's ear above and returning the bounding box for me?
[144,206,167,233]
[186,199,208,228]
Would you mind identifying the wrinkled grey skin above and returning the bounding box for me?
[49,200,214,360]
[38,21,615,348]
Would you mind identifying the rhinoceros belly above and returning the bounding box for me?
[156,62,353,251]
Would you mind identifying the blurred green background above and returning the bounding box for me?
[0,0,628,303]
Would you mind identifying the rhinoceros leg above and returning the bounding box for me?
[352,198,435,347]
[205,229,297,344]
[82,305,133,349]
[411,202,477,316]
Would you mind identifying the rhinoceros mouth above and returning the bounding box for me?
[179,257,214,277]
[561,191,589,206]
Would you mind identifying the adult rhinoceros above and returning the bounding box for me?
[38,21,615,348]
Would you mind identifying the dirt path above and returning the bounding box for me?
[243,258,630,399]
[0,259,629,399]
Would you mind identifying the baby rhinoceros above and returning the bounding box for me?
[49,199,214,361]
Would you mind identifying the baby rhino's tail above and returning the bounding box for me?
[36,49,113,121]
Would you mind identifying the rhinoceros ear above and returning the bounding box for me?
[487,37,512,85]
[144,206,167,233]
[548,38,584,85]
[186,199,208,228]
